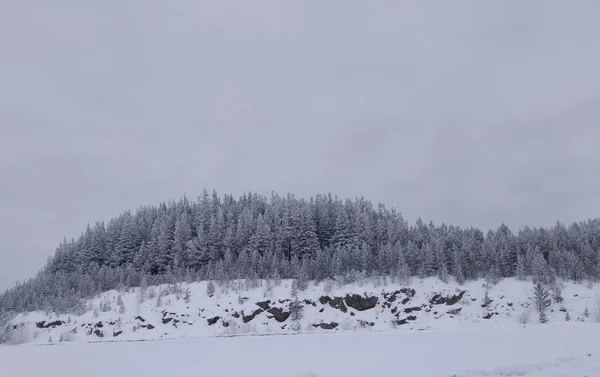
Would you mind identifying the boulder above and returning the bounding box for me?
[447,308,462,315]
[312,322,338,330]
[243,308,264,323]
[113,330,123,337]
[404,307,422,314]
[207,316,220,326]
[256,301,271,310]
[345,294,378,311]
[429,291,466,306]
[319,296,347,312]
[267,307,291,323]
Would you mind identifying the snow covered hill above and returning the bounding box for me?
[2,277,600,345]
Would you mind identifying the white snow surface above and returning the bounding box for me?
[3,277,600,344]
[2,278,600,377]
[1,324,599,377]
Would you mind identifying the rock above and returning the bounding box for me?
[447,308,462,315]
[319,295,347,312]
[222,321,230,328]
[404,306,422,314]
[162,318,173,324]
[37,320,64,329]
[345,294,378,311]
[350,312,355,316]
[113,330,123,337]
[147,324,155,330]
[359,320,375,327]
[95,322,103,328]
[303,299,317,307]
[256,300,271,310]
[394,315,417,326]
[430,291,466,306]
[319,308,324,313]
[482,313,494,319]
[507,303,513,307]
[94,329,104,338]
[232,312,240,318]
[401,288,417,298]
[401,298,411,305]
[312,322,338,330]
[267,307,291,323]
[278,299,291,304]
[243,308,264,323]
[391,307,398,314]
[207,316,220,326]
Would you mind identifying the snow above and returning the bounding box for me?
[3,277,600,345]
[1,323,599,377]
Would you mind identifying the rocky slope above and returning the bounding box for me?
[2,277,599,345]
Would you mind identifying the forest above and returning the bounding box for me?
[1,189,599,316]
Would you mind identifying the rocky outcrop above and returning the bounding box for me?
[256,301,271,310]
[404,306,422,314]
[267,307,291,322]
[243,308,264,323]
[319,296,348,312]
[36,320,64,329]
[429,291,466,306]
[207,316,220,326]
[313,322,338,330]
[345,294,378,311]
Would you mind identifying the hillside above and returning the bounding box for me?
[3,277,599,346]
[1,190,600,321]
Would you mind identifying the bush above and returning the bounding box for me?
[593,294,600,322]
[2,325,32,345]
[518,309,531,324]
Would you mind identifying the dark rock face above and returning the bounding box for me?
[404,306,422,314]
[113,330,123,337]
[147,324,155,330]
[95,322,104,328]
[394,315,417,326]
[162,318,173,324]
[243,309,264,323]
[37,320,64,329]
[482,312,494,319]
[256,301,271,310]
[319,308,324,313]
[313,322,338,330]
[303,299,317,307]
[401,298,411,305]
[345,294,378,311]
[222,321,230,328]
[319,296,347,312]
[430,291,466,306]
[267,307,291,323]
[94,329,104,338]
[447,308,462,315]
[207,316,221,326]
[232,312,240,319]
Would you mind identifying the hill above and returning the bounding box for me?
[2,276,599,345]
[1,190,599,327]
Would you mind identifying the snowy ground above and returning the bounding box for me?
[1,323,599,377]
[4,277,600,346]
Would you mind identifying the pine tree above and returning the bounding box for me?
[533,282,550,323]
[206,281,215,297]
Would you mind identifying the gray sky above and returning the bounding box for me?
[1,1,600,292]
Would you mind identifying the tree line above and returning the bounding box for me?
[1,189,599,315]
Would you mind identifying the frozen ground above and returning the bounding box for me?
[4,278,600,345]
[1,323,599,377]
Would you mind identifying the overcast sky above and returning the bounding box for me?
[1,1,600,292]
